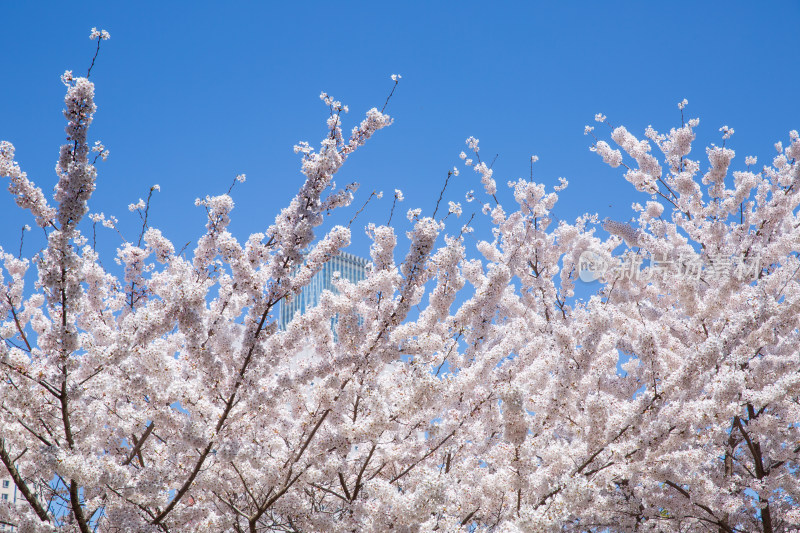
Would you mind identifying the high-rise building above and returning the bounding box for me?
[279,252,368,332]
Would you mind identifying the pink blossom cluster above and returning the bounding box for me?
[0,44,799,533]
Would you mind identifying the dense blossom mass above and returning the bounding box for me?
[1,32,799,533]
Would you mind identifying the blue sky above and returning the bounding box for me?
[2,1,799,270]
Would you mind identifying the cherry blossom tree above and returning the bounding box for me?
[1,30,799,533]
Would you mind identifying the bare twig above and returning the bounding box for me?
[381,76,401,113]
[349,190,378,228]
[432,171,454,219]
[135,186,158,247]
[387,191,401,226]
[86,39,103,78]
[18,225,27,258]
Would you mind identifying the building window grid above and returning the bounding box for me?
[279,252,367,333]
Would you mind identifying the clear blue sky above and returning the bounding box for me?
[2,1,799,265]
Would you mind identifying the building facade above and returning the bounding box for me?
[279,252,367,332]
[0,476,19,531]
